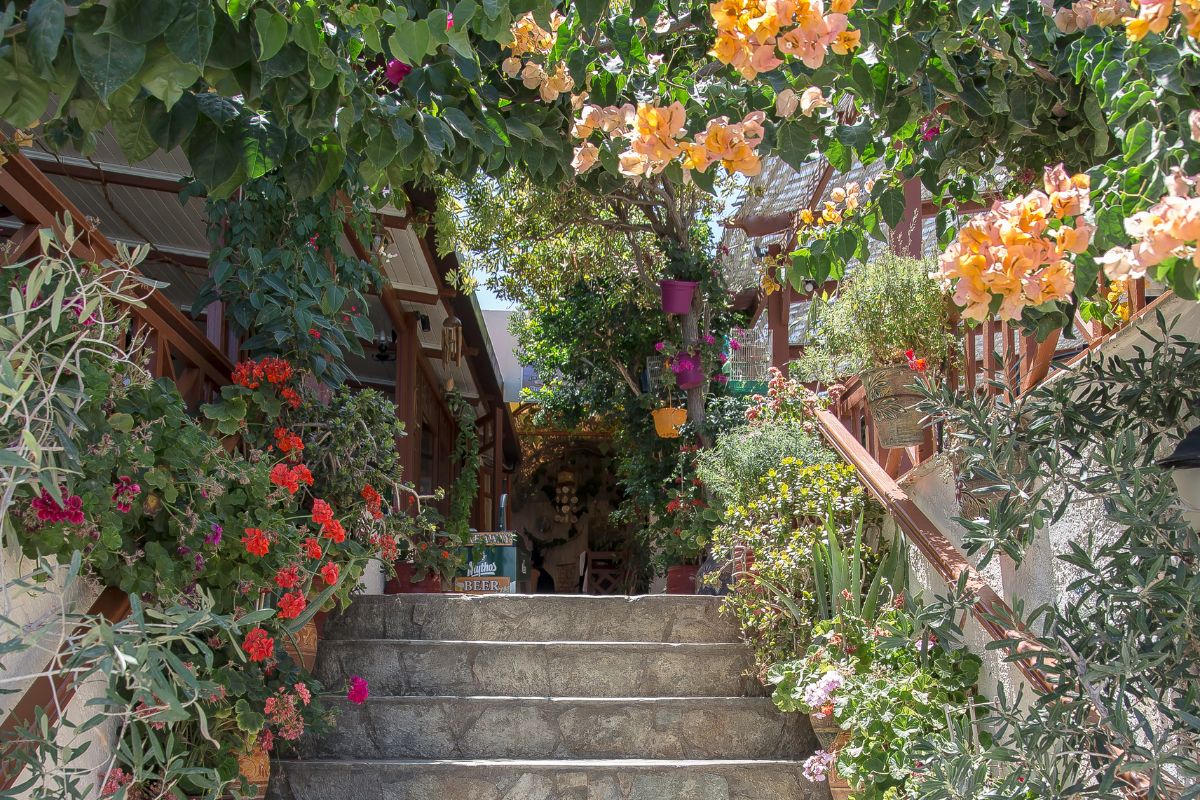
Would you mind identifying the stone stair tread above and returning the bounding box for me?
[276,758,807,767]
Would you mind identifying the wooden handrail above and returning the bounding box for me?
[815,407,1055,694]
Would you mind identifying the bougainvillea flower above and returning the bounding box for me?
[384,59,413,85]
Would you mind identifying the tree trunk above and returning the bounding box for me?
[683,296,710,447]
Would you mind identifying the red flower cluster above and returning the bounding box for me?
[320,562,339,586]
[303,537,323,560]
[905,349,928,373]
[666,499,681,514]
[281,386,302,408]
[232,356,295,389]
[270,462,314,494]
[275,563,301,589]
[31,487,85,525]
[278,591,307,620]
[242,528,271,557]
[372,532,399,562]
[243,627,275,662]
[361,484,384,520]
[274,427,305,456]
[311,498,346,542]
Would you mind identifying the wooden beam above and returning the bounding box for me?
[389,284,441,304]
[22,150,186,194]
[890,177,924,257]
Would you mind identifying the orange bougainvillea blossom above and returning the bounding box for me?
[1098,168,1200,282]
[501,12,574,102]
[709,0,861,79]
[938,164,1092,322]
[570,101,766,178]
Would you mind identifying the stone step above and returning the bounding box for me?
[304,696,815,760]
[268,758,829,800]
[316,640,761,698]
[320,594,740,644]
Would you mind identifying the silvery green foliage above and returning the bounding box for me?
[1,560,267,800]
[913,315,1200,799]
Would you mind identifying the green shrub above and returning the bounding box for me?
[796,254,954,383]
[697,420,837,509]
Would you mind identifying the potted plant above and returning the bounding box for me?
[658,245,711,315]
[651,406,688,438]
[796,255,954,449]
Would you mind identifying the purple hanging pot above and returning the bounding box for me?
[659,279,699,315]
[674,359,707,390]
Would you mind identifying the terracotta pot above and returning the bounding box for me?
[659,279,699,315]
[651,407,687,438]
[236,750,270,799]
[312,609,330,639]
[827,730,855,800]
[862,365,926,449]
[282,619,318,672]
[665,564,699,595]
[385,561,443,594]
[808,712,840,750]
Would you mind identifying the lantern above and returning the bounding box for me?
[442,314,463,367]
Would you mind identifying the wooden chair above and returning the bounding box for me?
[579,550,630,595]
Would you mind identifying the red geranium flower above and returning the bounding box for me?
[320,562,339,586]
[243,627,275,662]
[281,387,302,408]
[311,499,335,525]
[274,427,304,455]
[242,528,270,557]
[278,591,307,620]
[322,518,346,543]
[347,675,369,704]
[275,564,301,590]
[304,537,323,560]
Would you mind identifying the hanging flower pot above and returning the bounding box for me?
[671,352,706,390]
[282,619,319,672]
[237,750,270,799]
[652,407,687,438]
[861,365,925,449]
[666,563,699,594]
[659,279,699,315]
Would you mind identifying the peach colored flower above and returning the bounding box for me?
[775,88,800,117]
[572,143,600,174]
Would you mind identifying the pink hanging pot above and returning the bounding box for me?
[659,280,699,315]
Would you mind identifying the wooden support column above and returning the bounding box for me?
[767,284,792,374]
[395,312,420,480]
[492,406,504,529]
[889,177,924,257]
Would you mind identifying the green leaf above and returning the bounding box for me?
[421,113,453,154]
[73,8,146,104]
[111,98,159,162]
[879,186,907,229]
[775,122,816,173]
[1123,118,1152,162]
[145,93,198,150]
[891,36,923,79]
[100,0,181,43]
[139,47,202,110]
[186,117,240,189]
[482,0,504,19]
[440,107,477,142]
[165,0,215,67]
[390,20,431,63]
[26,0,65,71]
[254,8,288,60]
[577,0,607,26]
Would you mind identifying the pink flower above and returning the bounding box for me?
[385,59,413,85]
[921,121,940,141]
[730,339,741,351]
[446,12,454,28]
[205,524,223,547]
[714,374,729,384]
[654,341,666,352]
[703,333,716,345]
[718,352,728,364]
[347,675,369,704]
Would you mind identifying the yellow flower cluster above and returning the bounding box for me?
[1106,278,1131,322]
[1098,169,1200,281]
[938,164,1092,322]
[570,102,766,177]
[1042,0,1131,31]
[1123,0,1200,39]
[709,0,860,79]
[501,13,574,102]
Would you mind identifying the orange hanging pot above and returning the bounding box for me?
[651,407,687,438]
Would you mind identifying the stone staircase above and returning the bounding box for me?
[268,594,828,800]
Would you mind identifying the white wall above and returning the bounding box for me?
[482,309,525,404]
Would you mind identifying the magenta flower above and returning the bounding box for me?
[111,476,141,513]
[31,488,84,525]
[921,121,940,142]
[730,340,741,351]
[385,59,413,85]
[654,341,666,352]
[703,333,716,345]
[347,675,369,705]
[715,374,729,384]
[446,12,454,29]
[718,352,728,364]
[205,524,223,547]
